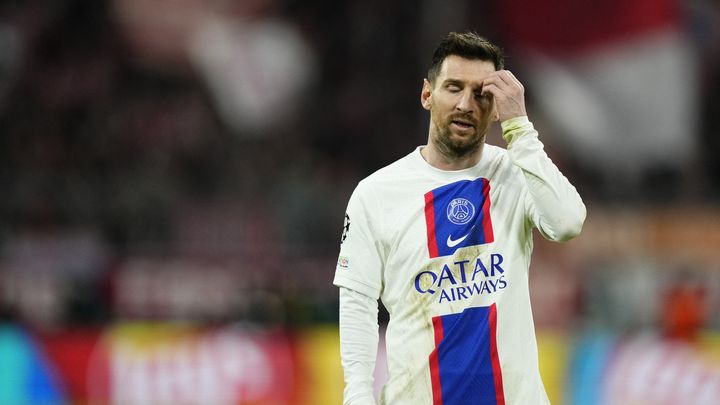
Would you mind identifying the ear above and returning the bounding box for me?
[420,79,432,110]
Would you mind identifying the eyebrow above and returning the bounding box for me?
[442,79,464,87]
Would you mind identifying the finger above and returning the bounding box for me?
[506,72,524,91]
[483,74,522,101]
[482,72,513,90]
[481,76,503,94]
[482,72,513,92]
[482,71,503,85]
[499,70,524,92]
[480,82,507,100]
[496,70,516,86]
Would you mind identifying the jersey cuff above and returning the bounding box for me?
[333,276,380,300]
[500,116,532,146]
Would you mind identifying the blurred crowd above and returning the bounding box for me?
[1,0,720,336]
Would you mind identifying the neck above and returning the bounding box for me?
[420,139,484,171]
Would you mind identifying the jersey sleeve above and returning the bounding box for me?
[339,287,380,405]
[502,116,587,242]
[333,181,385,299]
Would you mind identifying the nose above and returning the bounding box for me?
[455,89,475,113]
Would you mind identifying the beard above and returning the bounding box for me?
[431,112,485,158]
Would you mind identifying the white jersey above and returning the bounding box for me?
[334,118,586,405]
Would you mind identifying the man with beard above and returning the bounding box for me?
[333,32,586,405]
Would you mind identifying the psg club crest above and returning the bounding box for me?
[424,178,494,258]
[447,198,475,225]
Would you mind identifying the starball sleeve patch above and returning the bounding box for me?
[340,213,351,244]
[423,178,494,258]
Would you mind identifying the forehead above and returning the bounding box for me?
[438,55,496,84]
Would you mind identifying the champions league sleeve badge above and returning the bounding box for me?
[423,178,494,258]
[340,213,350,244]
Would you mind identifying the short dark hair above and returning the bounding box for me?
[427,32,505,84]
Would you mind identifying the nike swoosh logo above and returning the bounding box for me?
[446,233,470,248]
[446,226,476,248]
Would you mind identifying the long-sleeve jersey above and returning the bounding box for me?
[334,116,586,405]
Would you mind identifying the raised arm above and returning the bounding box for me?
[503,116,586,241]
[483,70,586,241]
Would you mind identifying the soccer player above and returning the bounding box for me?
[333,32,586,404]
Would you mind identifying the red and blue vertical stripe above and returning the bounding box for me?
[429,304,505,405]
[424,178,494,258]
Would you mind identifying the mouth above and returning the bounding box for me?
[450,118,476,132]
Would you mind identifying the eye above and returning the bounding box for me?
[446,84,461,92]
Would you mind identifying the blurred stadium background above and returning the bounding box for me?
[1,0,720,404]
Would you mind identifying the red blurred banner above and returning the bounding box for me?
[37,324,303,405]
